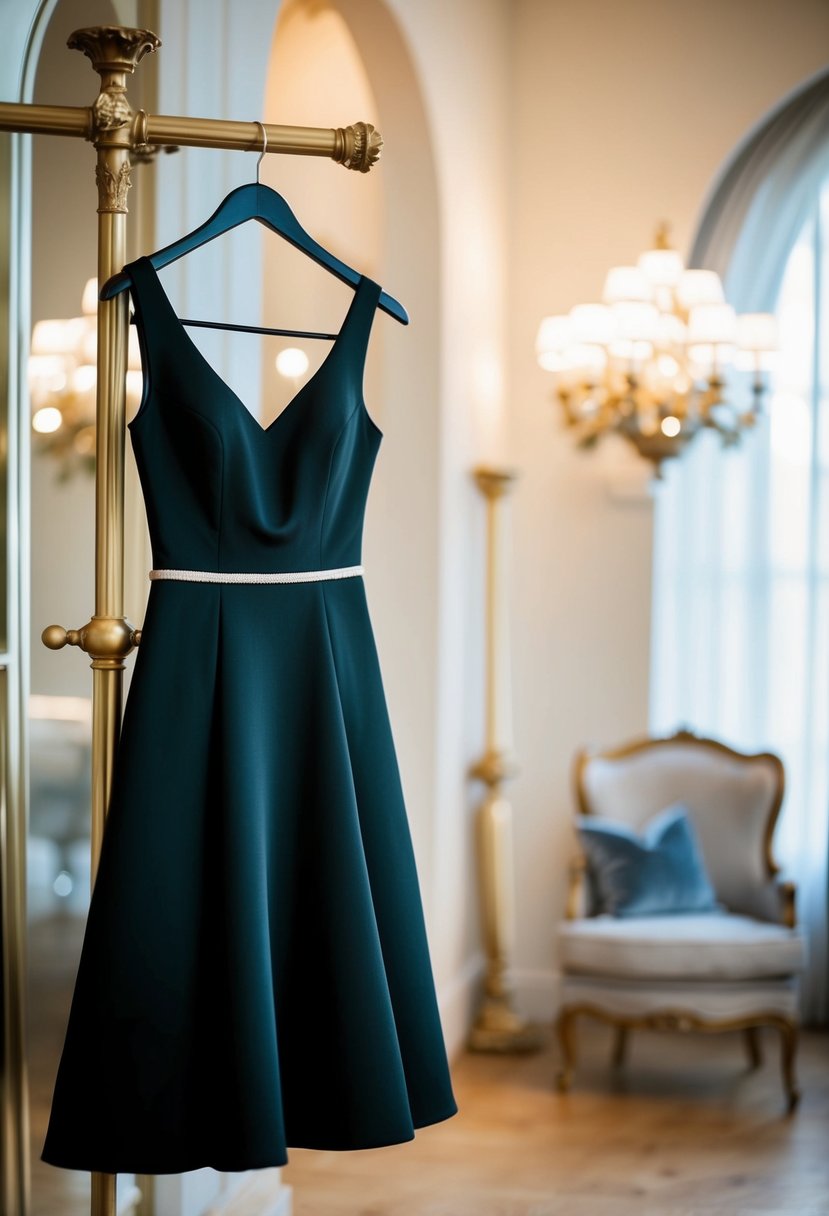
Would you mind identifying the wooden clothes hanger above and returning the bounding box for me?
[100,121,408,338]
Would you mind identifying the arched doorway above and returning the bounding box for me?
[262,0,442,878]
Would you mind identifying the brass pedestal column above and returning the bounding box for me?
[468,468,541,1053]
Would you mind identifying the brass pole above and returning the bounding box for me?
[0,104,90,139]
[468,468,541,1053]
[0,106,383,174]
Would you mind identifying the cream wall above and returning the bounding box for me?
[507,0,829,1016]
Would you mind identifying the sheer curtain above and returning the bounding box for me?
[651,72,829,1024]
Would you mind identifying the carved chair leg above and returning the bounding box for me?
[612,1024,628,1069]
[778,1019,800,1114]
[556,1008,577,1092]
[743,1025,762,1070]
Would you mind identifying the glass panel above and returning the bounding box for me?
[769,224,814,573]
[0,132,9,654]
[652,170,829,1020]
[26,5,113,1212]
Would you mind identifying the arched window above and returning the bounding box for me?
[651,68,829,1024]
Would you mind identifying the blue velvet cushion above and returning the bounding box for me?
[576,803,719,917]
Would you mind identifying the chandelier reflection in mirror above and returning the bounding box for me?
[29,289,316,480]
[535,227,778,475]
[28,278,143,479]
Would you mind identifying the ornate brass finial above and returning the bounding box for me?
[69,27,161,211]
[67,26,160,74]
[42,617,138,665]
[335,121,383,172]
[42,625,81,650]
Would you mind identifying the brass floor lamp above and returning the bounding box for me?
[0,24,383,1216]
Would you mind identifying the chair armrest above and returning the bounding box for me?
[734,877,797,927]
[777,880,797,929]
[565,853,588,920]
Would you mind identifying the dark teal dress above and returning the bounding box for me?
[42,258,457,1175]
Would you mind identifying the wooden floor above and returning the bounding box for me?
[284,1024,829,1216]
[28,915,829,1215]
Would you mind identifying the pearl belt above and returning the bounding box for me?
[149,565,363,584]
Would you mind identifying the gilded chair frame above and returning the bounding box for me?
[557,728,800,1111]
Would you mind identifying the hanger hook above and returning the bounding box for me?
[255,120,267,184]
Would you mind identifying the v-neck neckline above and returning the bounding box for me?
[138,257,369,437]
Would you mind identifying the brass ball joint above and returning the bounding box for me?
[42,616,141,665]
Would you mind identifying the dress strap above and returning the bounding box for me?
[342,276,382,372]
[123,257,181,393]
[125,256,178,326]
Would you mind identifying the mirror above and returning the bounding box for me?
[23,4,150,1212]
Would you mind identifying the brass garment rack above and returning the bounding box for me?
[0,24,382,1216]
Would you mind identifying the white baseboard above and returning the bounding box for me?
[207,1171,292,1216]
[438,953,485,1058]
[438,958,562,1051]
[510,966,562,1023]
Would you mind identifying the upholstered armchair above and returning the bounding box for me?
[555,730,806,1110]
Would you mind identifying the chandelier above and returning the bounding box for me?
[28,279,142,479]
[535,227,777,474]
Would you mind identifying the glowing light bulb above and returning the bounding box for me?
[275,348,309,378]
[81,278,99,316]
[536,315,572,371]
[32,406,63,434]
[661,416,681,438]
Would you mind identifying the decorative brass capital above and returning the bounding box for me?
[334,121,382,173]
[67,26,160,75]
[95,161,131,212]
[473,466,519,500]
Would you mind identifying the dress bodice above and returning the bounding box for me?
[127,258,382,574]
